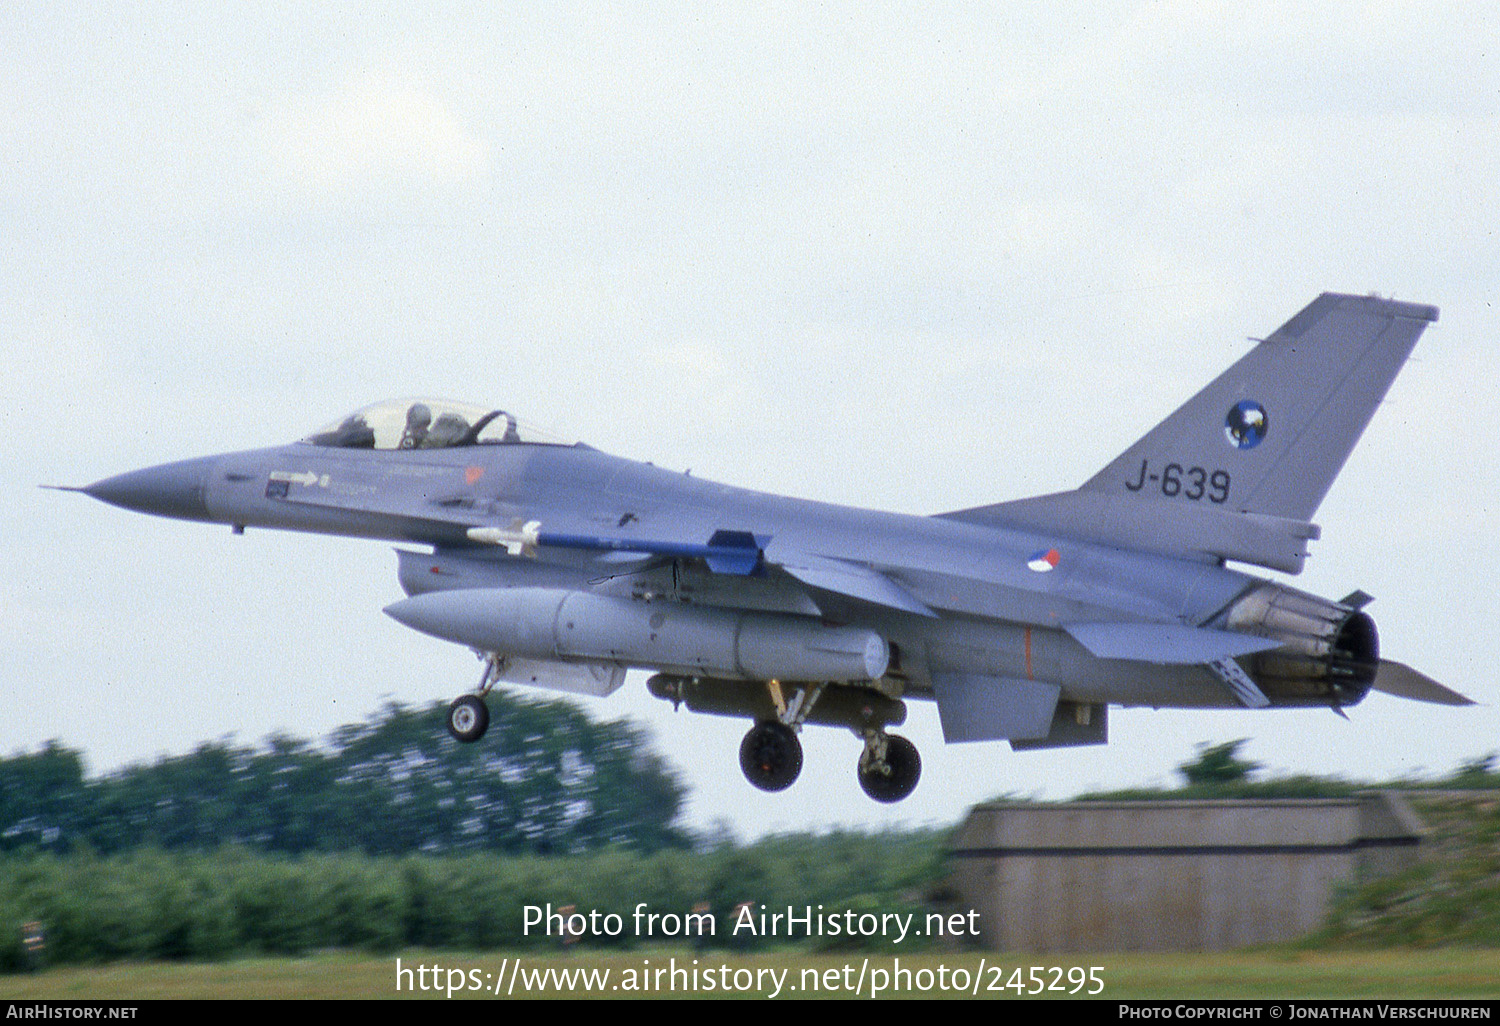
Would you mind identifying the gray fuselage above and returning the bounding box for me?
[177,437,1260,710]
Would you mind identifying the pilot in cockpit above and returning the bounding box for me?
[399,403,432,449]
[427,411,471,448]
[304,399,565,451]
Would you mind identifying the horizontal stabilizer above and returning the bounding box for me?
[774,551,937,617]
[932,673,1061,743]
[1373,660,1476,706]
[1064,622,1282,664]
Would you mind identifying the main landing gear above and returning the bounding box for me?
[737,680,819,793]
[739,721,802,791]
[732,681,922,803]
[736,720,921,802]
[856,731,921,804]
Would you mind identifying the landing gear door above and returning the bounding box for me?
[493,656,627,697]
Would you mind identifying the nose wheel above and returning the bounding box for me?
[739,720,803,792]
[447,694,490,743]
[857,732,920,803]
[446,652,504,743]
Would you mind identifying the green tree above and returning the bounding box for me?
[1178,739,1261,786]
[0,693,689,857]
[0,740,89,850]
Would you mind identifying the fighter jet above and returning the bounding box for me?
[59,293,1472,803]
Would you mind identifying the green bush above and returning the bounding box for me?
[0,829,950,969]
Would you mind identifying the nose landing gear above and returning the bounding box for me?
[447,694,490,742]
[446,651,502,743]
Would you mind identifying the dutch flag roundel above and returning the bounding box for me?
[1028,547,1061,573]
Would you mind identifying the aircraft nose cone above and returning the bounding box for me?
[84,456,218,521]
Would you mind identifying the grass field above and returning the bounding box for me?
[2,947,1497,1000]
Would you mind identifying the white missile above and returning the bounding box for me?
[466,520,542,557]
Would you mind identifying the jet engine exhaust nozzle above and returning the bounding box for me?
[1224,582,1379,708]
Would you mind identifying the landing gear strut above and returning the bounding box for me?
[857,731,921,803]
[737,681,823,792]
[447,651,502,743]
[739,720,802,791]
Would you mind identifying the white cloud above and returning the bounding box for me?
[258,70,491,203]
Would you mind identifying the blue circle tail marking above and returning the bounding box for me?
[1225,400,1268,449]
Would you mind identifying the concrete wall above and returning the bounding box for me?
[946,792,1424,951]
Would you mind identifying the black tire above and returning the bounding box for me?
[447,694,490,743]
[738,721,803,792]
[857,733,921,803]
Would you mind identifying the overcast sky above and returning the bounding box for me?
[4,3,1497,840]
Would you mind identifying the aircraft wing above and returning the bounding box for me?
[464,515,1306,714]
[468,520,940,617]
[766,549,937,618]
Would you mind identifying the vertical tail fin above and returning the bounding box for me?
[1081,293,1438,522]
[941,294,1438,573]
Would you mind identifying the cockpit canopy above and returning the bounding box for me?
[303,399,569,451]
